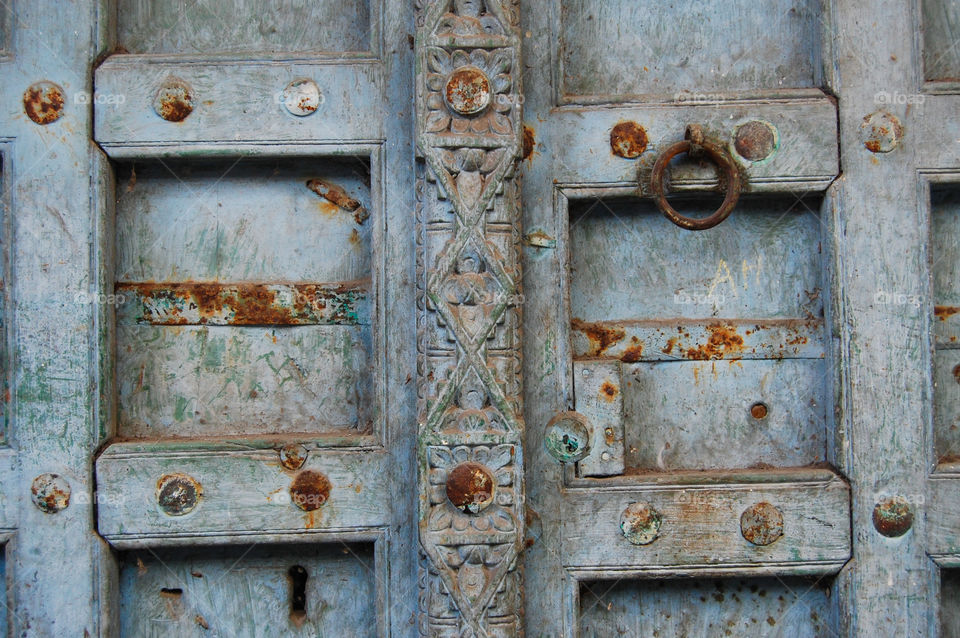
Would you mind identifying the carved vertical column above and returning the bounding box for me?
[415,1,524,636]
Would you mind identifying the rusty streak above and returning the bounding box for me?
[306,179,369,224]
[116,281,369,326]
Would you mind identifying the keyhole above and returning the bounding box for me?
[289,565,308,626]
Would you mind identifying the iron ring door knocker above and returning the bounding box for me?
[650,124,743,231]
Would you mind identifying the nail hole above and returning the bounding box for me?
[289,565,308,626]
[750,402,769,419]
[160,588,183,598]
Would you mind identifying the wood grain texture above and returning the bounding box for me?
[561,478,850,575]
[95,60,383,150]
[415,1,526,635]
[96,448,390,546]
[578,575,837,637]
[116,0,373,55]
[558,0,823,100]
[118,542,378,637]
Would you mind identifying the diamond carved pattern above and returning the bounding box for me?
[416,1,525,636]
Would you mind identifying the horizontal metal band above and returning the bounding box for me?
[570,318,825,362]
[115,281,370,326]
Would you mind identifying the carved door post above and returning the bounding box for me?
[415,1,525,635]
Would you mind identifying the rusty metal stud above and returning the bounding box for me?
[750,402,769,420]
[650,124,743,231]
[734,120,778,162]
[153,78,194,122]
[444,66,492,116]
[544,411,591,463]
[610,121,648,159]
[446,462,496,514]
[620,502,662,545]
[31,473,71,513]
[282,78,322,117]
[279,444,309,470]
[860,111,903,153]
[23,81,65,125]
[289,469,331,512]
[873,496,913,537]
[952,363,960,384]
[157,473,202,516]
[740,502,784,546]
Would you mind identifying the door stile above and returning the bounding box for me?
[415,1,526,635]
[832,0,936,634]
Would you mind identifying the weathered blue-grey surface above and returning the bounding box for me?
[1,0,960,636]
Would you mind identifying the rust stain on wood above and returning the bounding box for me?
[935,305,960,321]
[116,281,369,326]
[571,318,626,355]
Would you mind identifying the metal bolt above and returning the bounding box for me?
[750,402,769,420]
[873,496,913,537]
[544,411,591,463]
[445,462,495,514]
[282,79,322,117]
[445,66,491,116]
[734,120,778,161]
[279,444,309,470]
[610,121,648,159]
[289,470,331,512]
[153,78,194,122]
[157,474,202,516]
[620,502,662,545]
[740,502,784,546]
[31,473,70,513]
[23,81,65,125]
[860,111,903,153]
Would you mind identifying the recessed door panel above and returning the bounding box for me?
[922,0,960,83]
[118,543,376,637]
[116,0,373,55]
[579,576,836,637]
[113,157,373,439]
[567,195,829,474]
[932,185,960,463]
[558,0,825,102]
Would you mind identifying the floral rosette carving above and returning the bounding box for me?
[427,444,517,534]
[425,48,516,137]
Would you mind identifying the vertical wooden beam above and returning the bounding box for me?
[415,1,526,635]
[831,0,936,634]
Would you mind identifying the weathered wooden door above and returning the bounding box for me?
[1,0,959,636]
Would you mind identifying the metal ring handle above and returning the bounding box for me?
[650,126,742,231]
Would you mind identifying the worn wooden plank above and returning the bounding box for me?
[116,324,372,438]
[567,195,826,323]
[928,474,960,561]
[0,450,16,531]
[114,157,371,283]
[620,359,827,472]
[538,101,838,191]
[921,0,960,83]
[95,60,383,149]
[118,542,378,637]
[561,477,850,575]
[116,0,374,56]
[96,448,390,547]
[831,0,937,632]
[578,575,837,637]
[557,0,824,101]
